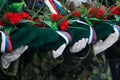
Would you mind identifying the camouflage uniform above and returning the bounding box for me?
[17,49,64,80]
[88,53,113,80]
[0,44,114,80]
[0,48,63,80]
[51,45,93,80]
[106,41,120,80]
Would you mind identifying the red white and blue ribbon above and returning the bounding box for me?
[88,26,97,44]
[44,0,59,14]
[53,0,67,15]
[0,31,12,53]
[70,20,97,44]
[56,31,72,45]
[113,24,120,37]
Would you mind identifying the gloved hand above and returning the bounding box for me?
[93,27,119,55]
[1,45,28,69]
[52,44,66,58]
[52,31,72,58]
[69,38,88,53]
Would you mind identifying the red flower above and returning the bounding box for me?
[3,12,22,24]
[73,11,80,17]
[59,20,69,31]
[19,12,31,20]
[89,8,105,19]
[109,6,120,16]
[0,20,5,26]
[50,14,64,22]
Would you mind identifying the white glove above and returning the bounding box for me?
[52,44,66,58]
[69,38,88,53]
[1,45,28,69]
[93,27,119,55]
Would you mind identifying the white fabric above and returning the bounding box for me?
[67,0,91,7]
[88,26,93,44]
[93,27,119,55]
[0,31,6,53]
[69,38,88,53]
[52,44,66,58]
[44,0,58,14]
[1,45,28,69]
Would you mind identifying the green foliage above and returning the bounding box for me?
[7,2,24,12]
[0,0,6,11]
[114,15,120,21]
[18,20,38,27]
[43,20,58,30]
[3,27,16,35]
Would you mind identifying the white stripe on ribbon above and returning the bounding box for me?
[44,0,58,14]
[72,20,89,26]
[88,26,93,44]
[0,31,6,53]
[56,31,70,45]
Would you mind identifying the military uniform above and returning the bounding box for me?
[106,41,120,80]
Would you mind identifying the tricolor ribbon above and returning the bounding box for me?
[56,31,72,45]
[0,31,12,53]
[88,26,97,44]
[53,0,66,15]
[44,0,59,14]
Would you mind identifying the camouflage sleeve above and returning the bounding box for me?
[19,50,64,80]
[87,51,113,80]
[0,49,64,80]
[52,45,92,80]
[0,58,19,80]
[105,40,120,80]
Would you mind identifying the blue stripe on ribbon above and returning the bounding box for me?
[57,31,72,45]
[53,0,66,15]
[5,34,9,53]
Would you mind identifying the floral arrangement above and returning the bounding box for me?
[0,0,120,80]
[0,0,119,31]
[0,0,119,53]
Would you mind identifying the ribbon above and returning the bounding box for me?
[53,0,66,15]
[45,0,58,14]
[56,31,72,45]
[0,31,12,53]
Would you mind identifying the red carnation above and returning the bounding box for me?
[50,14,64,22]
[73,11,80,17]
[89,8,95,17]
[20,12,31,20]
[109,6,120,16]
[0,20,5,26]
[3,12,22,24]
[89,8,107,19]
[59,20,69,31]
